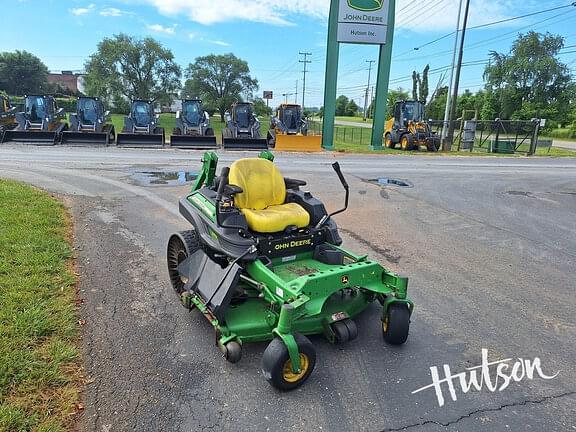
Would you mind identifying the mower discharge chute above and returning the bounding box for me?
[116,100,165,147]
[267,104,322,152]
[0,95,17,142]
[170,99,217,149]
[167,151,413,390]
[222,102,268,150]
[61,97,115,145]
[384,100,440,152]
[1,95,67,145]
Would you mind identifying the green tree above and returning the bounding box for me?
[425,86,448,120]
[480,89,499,120]
[0,51,49,95]
[335,95,349,116]
[84,34,181,106]
[412,71,419,101]
[345,99,359,117]
[252,97,272,117]
[184,53,258,121]
[419,65,430,103]
[483,32,573,122]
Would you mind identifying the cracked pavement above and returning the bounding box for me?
[1,146,575,431]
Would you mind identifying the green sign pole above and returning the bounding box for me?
[321,0,340,150]
[370,0,395,150]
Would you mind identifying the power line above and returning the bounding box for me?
[406,2,576,55]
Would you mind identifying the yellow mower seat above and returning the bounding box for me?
[229,158,310,233]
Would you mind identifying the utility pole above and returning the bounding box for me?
[363,60,376,121]
[441,0,463,146]
[295,80,298,104]
[299,52,312,110]
[282,92,294,104]
[369,86,375,119]
[445,0,471,151]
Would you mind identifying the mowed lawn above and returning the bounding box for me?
[0,180,81,431]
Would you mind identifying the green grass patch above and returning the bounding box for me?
[0,180,81,432]
[334,116,373,124]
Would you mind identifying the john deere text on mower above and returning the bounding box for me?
[167,151,413,390]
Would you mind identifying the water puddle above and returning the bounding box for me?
[131,171,198,186]
[367,178,412,188]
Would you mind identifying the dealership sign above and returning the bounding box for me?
[337,0,390,44]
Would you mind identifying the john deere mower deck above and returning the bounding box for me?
[167,151,413,390]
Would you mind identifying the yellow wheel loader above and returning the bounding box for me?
[267,104,321,152]
[0,95,17,141]
[384,100,440,152]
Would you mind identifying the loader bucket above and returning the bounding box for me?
[169,134,218,149]
[275,134,322,152]
[222,137,268,150]
[1,124,65,145]
[61,126,114,146]
[116,129,165,148]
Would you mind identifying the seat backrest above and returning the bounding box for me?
[229,159,285,210]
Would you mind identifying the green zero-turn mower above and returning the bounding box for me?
[167,152,413,390]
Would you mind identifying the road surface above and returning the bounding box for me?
[1,145,575,432]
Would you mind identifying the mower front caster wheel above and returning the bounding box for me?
[223,341,242,364]
[262,333,316,391]
[331,319,358,343]
[382,303,410,345]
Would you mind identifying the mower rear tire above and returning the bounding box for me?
[167,229,200,295]
[382,303,410,345]
[262,333,316,391]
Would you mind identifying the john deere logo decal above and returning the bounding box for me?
[348,0,383,12]
[341,275,350,284]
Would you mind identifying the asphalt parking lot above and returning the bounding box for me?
[1,145,575,431]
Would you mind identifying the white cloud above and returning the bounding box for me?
[140,0,519,31]
[100,8,126,17]
[147,24,178,34]
[207,39,230,46]
[70,3,95,16]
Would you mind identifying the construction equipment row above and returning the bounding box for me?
[0,96,322,151]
